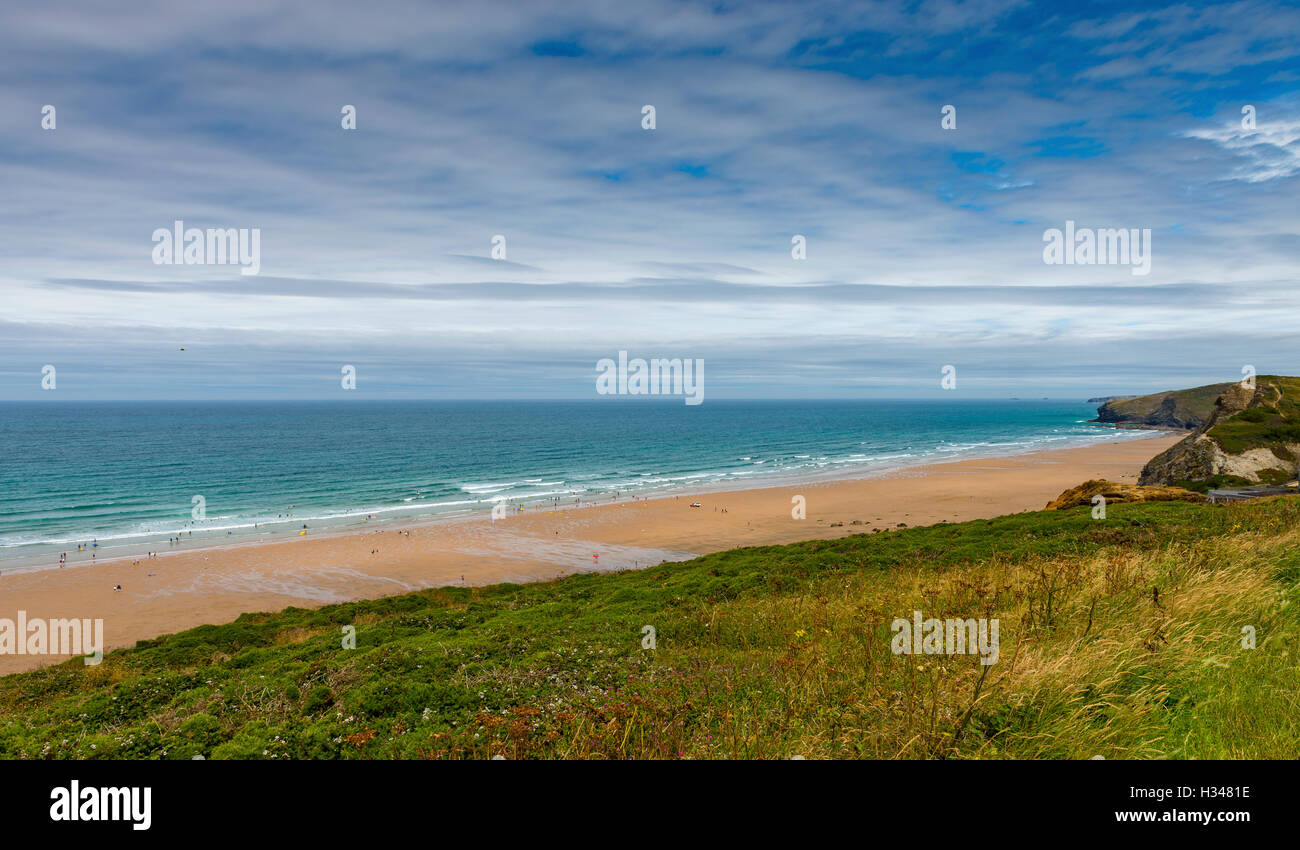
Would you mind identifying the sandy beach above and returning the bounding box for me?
[0,434,1179,674]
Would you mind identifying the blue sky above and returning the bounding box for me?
[0,0,1297,399]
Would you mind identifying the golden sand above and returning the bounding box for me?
[0,435,1179,674]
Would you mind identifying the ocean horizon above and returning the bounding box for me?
[0,399,1164,570]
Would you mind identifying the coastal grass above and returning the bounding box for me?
[1101,381,1231,425]
[3,497,1300,759]
[1207,375,1300,456]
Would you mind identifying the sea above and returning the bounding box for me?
[0,399,1162,570]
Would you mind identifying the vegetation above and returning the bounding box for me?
[1094,381,1231,428]
[1139,376,1300,487]
[4,497,1300,759]
[1044,478,1203,508]
[1206,376,1300,456]
[1173,474,1257,494]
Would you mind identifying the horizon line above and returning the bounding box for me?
[0,396,1112,403]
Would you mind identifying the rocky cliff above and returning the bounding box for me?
[1138,377,1300,487]
[1092,382,1232,430]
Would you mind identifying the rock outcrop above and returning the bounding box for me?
[1045,479,1204,510]
[1139,378,1300,486]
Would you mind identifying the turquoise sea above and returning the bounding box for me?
[0,399,1161,569]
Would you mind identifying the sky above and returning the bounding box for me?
[0,0,1297,400]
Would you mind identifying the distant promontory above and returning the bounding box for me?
[1090,382,1232,430]
[1090,378,1300,490]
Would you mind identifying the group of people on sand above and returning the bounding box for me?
[65,547,95,564]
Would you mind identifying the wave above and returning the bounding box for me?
[0,401,1167,565]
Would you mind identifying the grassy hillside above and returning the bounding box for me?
[4,498,1300,760]
[1206,375,1300,456]
[1094,382,1231,428]
[1139,376,1300,488]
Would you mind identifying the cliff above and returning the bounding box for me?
[1092,382,1232,430]
[1138,376,1300,487]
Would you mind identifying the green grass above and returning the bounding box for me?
[1207,376,1300,456]
[4,498,1300,759]
[1174,474,1256,494]
[1101,381,1230,425]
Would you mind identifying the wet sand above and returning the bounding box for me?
[0,434,1178,674]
